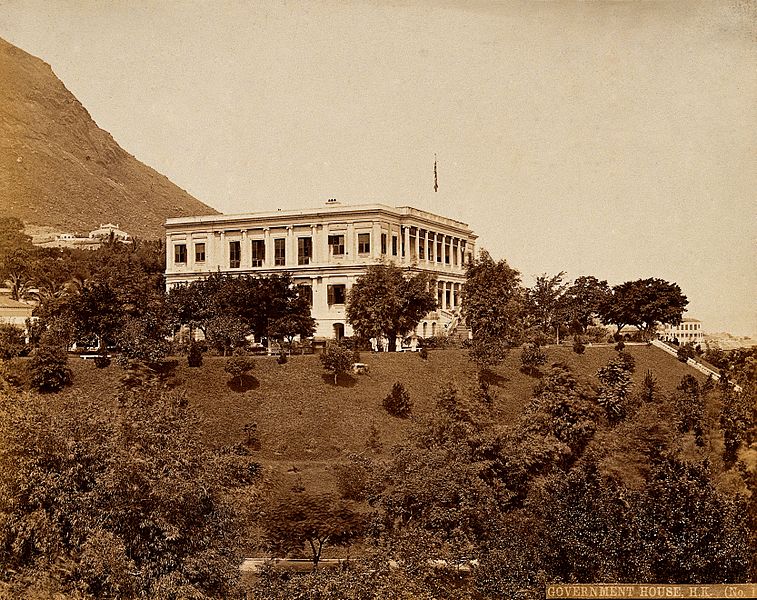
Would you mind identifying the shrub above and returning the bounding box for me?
[277,351,288,365]
[419,346,429,360]
[28,345,72,392]
[0,324,25,360]
[319,343,353,385]
[572,337,586,355]
[520,343,546,376]
[93,355,111,369]
[614,340,625,352]
[187,341,203,367]
[224,350,254,386]
[383,382,412,418]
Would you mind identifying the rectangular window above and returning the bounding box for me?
[328,234,345,256]
[298,284,313,307]
[327,284,346,305]
[428,236,433,260]
[358,233,370,254]
[274,238,286,266]
[392,235,398,256]
[229,241,241,269]
[251,239,265,267]
[174,244,187,264]
[419,239,425,260]
[436,239,442,262]
[194,242,205,263]
[444,241,450,264]
[298,237,312,265]
[381,233,387,255]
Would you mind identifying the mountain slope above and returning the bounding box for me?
[0,37,218,239]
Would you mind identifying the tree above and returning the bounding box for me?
[224,350,254,387]
[596,353,635,424]
[527,272,568,344]
[319,343,354,384]
[27,344,72,392]
[206,314,248,356]
[67,280,124,351]
[263,492,365,568]
[601,278,688,338]
[0,384,250,598]
[383,382,412,418]
[269,309,316,352]
[0,324,25,360]
[460,250,525,368]
[674,374,705,445]
[346,263,436,352]
[520,343,546,376]
[561,276,612,334]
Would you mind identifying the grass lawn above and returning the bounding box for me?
[48,344,705,496]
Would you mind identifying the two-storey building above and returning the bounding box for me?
[164,201,477,340]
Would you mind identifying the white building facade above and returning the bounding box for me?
[164,202,477,340]
[659,318,705,346]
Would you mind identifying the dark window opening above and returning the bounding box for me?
[392,236,398,256]
[358,233,370,254]
[381,233,387,255]
[328,234,345,256]
[298,237,312,265]
[251,240,265,267]
[327,284,346,305]
[174,244,187,264]
[229,241,241,269]
[194,243,205,263]
[274,238,286,266]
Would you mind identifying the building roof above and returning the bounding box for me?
[0,295,35,309]
[165,203,475,235]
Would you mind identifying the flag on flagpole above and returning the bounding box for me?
[434,154,438,193]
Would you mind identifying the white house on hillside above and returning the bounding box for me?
[164,201,477,340]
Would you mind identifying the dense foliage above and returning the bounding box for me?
[346,263,436,352]
[0,382,255,599]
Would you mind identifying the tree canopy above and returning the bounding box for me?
[461,250,525,368]
[601,278,688,337]
[346,263,436,352]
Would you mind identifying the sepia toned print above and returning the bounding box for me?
[0,1,754,598]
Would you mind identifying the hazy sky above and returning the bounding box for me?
[1,0,755,335]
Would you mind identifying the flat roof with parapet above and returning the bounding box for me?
[165,203,475,235]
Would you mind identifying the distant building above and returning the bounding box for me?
[659,318,704,345]
[37,223,133,249]
[164,201,477,340]
[88,223,131,242]
[0,294,35,341]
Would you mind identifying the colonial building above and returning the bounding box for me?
[659,318,705,346]
[164,201,477,340]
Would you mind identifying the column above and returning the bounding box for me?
[431,232,437,263]
[263,227,271,267]
[414,227,420,262]
[372,221,380,259]
[286,226,294,267]
[403,226,410,264]
[424,230,429,262]
[187,233,195,271]
[219,231,226,269]
[240,230,248,269]
[346,222,355,261]
[310,224,318,264]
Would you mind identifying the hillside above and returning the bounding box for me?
[0,37,218,240]
[53,345,705,493]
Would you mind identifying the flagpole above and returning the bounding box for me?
[434,154,438,193]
